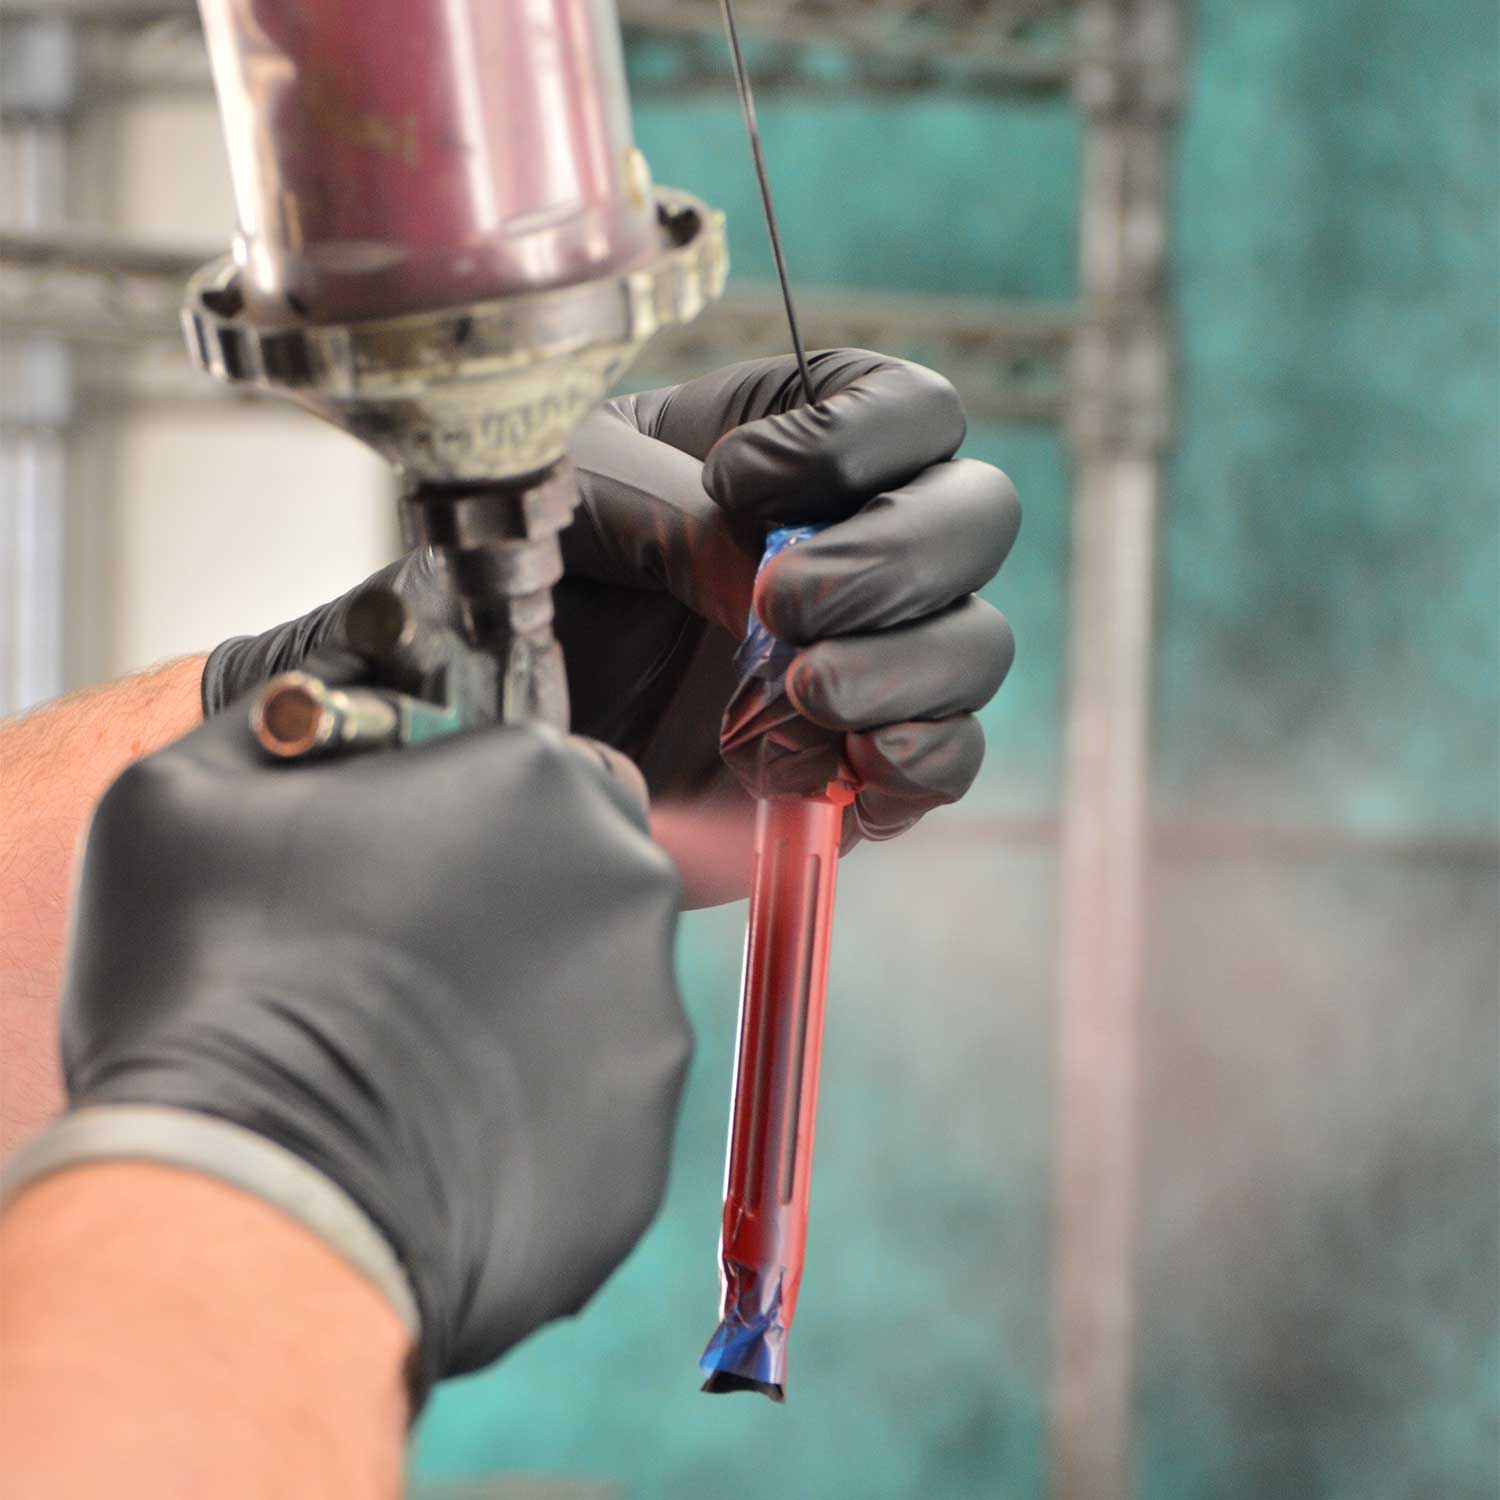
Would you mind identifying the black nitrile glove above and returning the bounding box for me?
[204,351,1019,904]
[57,709,689,1399]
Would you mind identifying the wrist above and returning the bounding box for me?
[1,1105,421,1345]
[0,656,207,1157]
[0,1161,410,1498]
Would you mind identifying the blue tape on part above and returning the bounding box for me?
[698,1267,787,1399]
[732,524,824,684]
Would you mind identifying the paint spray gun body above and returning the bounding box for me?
[185,0,725,739]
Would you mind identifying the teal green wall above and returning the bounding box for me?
[1158,0,1500,835]
[413,5,1498,1495]
[1141,5,1497,1497]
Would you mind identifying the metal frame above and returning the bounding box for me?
[0,232,1075,426]
[1051,7,1182,1494]
[1,13,77,716]
[0,0,1077,91]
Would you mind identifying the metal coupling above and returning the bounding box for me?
[252,672,400,760]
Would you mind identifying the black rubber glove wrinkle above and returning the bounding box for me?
[202,549,432,706]
[61,711,690,1394]
[630,349,967,521]
[755,460,1018,643]
[202,350,1019,899]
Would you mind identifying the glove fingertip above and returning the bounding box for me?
[564,734,651,822]
[846,716,987,805]
[700,358,969,528]
[751,553,821,647]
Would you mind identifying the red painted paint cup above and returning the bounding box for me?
[198,0,658,324]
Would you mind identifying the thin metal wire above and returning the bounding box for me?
[719,0,816,405]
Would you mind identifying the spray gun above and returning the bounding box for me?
[183,0,725,741]
[184,0,847,1406]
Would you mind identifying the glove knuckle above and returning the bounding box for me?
[93,754,175,843]
[995,463,1022,524]
[973,463,1022,564]
[958,601,1014,701]
[389,547,444,607]
[821,440,868,500]
[619,1150,673,1251]
[757,570,813,644]
[957,455,1020,518]
[662,1003,695,1088]
[906,360,963,415]
[623,1187,666,1253]
[515,722,586,794]
[933,716,987,802]
[788,649,836,718]
[645,842,685,907]
[985,605,1017,675]
[898,361,967,445]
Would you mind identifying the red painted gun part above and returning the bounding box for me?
[710,782,852,1391]
[198,0,655,323]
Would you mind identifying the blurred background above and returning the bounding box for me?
[1,2,1496,1498]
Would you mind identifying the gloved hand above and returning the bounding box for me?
[204,351,1019,904]
[53,708,689,1401]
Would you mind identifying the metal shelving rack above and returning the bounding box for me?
[0,3,1185,1497]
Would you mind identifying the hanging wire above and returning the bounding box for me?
[720,0,816,405]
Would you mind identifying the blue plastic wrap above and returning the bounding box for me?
[719,522,847,800]
[732,524,824,684]
[698,1270,787,1398]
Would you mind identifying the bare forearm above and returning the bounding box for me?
[0,1163,409,1498]
[0,660,204,1152]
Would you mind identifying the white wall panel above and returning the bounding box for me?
[107,408,394,677]
[66,93,395,687]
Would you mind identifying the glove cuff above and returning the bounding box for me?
[1,1105,427,1403]
[201,635,253,717]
